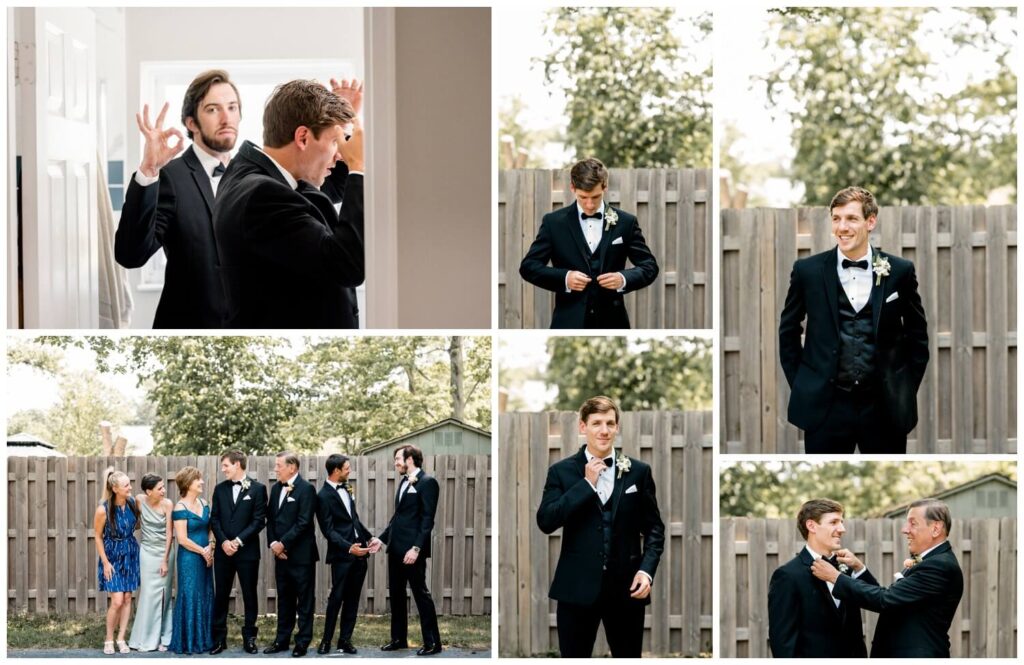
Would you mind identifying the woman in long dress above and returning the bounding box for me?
[168,466,215,654]
[127,473,175,652]
[94,468,141,655]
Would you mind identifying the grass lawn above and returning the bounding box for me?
[7,612,490,650]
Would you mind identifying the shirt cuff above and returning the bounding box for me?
[134,170,159,187]
[851,567,867,579]
[638,570,653,584]
[348,171,364,176]
[616,272,627,292]
[565,271,572,293]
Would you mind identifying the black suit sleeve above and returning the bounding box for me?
[210,486,228,544]
[832,561,948,612]
[114,173,170,268]
[638,466,665,579]
[278,484,317,552]
[778,259,807,387]
[317,492,354,553]
[266,486,278,546]
[621,221,659,292]
[536,465,597,534]
[414,477,439,551]
[320,161,350,205]
[236,484,267,543]
[519,216,571,292]
[244,178,364,287]
[767,566,799,658]
[898,263,929,386]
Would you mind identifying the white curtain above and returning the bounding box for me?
[96,148,133,328]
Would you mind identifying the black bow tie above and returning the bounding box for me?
[339,482,349,491]
[212,163,227,177]
[842,258,869,270]
[231,480,243,486]
[602,458,614,467]
[581,212,602,220]
[824,555,841,570]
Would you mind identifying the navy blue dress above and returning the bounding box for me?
[169,501,214,654]
[97,498,140,592]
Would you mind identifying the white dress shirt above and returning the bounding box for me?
[278,472,299,508]
[836,246,873,313]
[583,447,615,504]
[134,143,232,195]
[328,479,353,515]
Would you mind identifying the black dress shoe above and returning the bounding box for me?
[244,638,258,654]
[209,642,227,655]
[416,643,443,656]
[264,642,289,654]
[380,639,408,651]
[337,640,357,654]
[292,645,308,657]
[316,642,331,655]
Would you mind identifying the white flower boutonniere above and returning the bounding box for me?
[283,483,294,495]
[603,207,618,232]
[838,563,850,574]
[872,255,891,287]
[407,473,419,486]
[240,477,251,492]
[615,455,631,479]
[346,483,355,498]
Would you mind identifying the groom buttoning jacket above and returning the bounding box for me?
[779,187,928,454]
[519,158,658,329]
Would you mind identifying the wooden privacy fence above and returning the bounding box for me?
[7,454,491,617]
[720,517,1017,658]
[721,205,1017,453]
[499,169,713,329]
[498,411,713,656]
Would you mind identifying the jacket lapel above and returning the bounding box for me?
[820,250,840,333]
[608,452,627,525]
[596,207,617,271]
[800,548,844,616]
[869,247,886,337]
[565,205,593,264]
[183,146,215,216]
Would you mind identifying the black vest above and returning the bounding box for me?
[836,273,877,388]
[600,495,614,568]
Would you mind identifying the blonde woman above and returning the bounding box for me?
[94,468,141,654]
[168,466,215,654]
[127,473,175,652]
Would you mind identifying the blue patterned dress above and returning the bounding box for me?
[97,498,140,592]
[169,501,214,654]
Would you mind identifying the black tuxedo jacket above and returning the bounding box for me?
[115,146,227,328]
[379,470,438,559]
[519,204,659,328]
[832,540,963,658]
[316,482,373,564]
[213,140,364,329]
[536,446,665,607]
[209,477,267,562]
[779,247,929,433]
[266,474,319,565]
[768,548,879,657]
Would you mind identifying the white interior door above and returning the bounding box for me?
[15,7,98,328]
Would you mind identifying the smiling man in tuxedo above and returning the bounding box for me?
[315,454,373,655]
[779,186,929,453]
[519,158,659,329]
[115,69,240,328]
[209,450,266,655]
[214,78,365,328]
[768,498,878,658]
[536,396,665,657]
[264,452,318,657]
[375,445,441,656]
[812,498,964,658]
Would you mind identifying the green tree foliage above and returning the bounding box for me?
[498,95,561,168]
[720,461,1018,518]
[541,7,712,167]
[545,336,711,411]
[764,7,1016,205]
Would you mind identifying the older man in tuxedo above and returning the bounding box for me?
[812,498,964,658]
[315,454,373,655]
[264,452,318,657]
[779,186,929,453]
[213,78,365,328]
[519,158,659,329]
[536,396,665,657]
[115,70,239,328]
[768,498,877,658]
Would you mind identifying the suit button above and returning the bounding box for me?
[829,378,835,384]
[833,349,838,355]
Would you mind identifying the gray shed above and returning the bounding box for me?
[881,473,1016,520]
[360,418,492,464]
[7,432,66,457]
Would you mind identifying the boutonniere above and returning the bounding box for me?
[346,483,355,497]
[240,477,251,492]
[603,207,618,232]
[615,455,631,479]
[902,554,922,569]
[872,255,891,286]
[407,473,418,486]
[838,563,850,574]
[283,483,294,495]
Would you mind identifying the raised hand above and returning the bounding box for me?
[136,102,185,177]
[337,117,364,172]
[834,548,864,572]
[584,457,606,486]
[330,78,364,116]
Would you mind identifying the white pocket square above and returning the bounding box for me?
[611,237,624,245]
[286,496,296,503]
[243,495,252,501]
[407,487,418,494]
[625,484,638,494]
[886,292,899,303]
